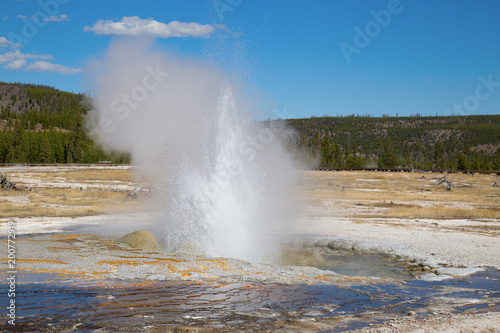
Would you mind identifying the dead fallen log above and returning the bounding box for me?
[125,173,152,201]
[435,172,453,191]
[127,187,142,200]
[0,172,19,191]
[411,167,429,174]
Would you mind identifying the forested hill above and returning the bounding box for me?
[1,82,499,170]
[0,82,129,164]
[282,115,500,171]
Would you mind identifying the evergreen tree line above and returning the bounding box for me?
[0,83,129,164]
[284,115,500,171]
[1,82,499,169]
[0,122,128,164]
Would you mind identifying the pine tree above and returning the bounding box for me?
[415,138,423,167]
[470,151,481,170]
[494,147,500,170]
[39,135,52,163]
[311,132,321,166]
[320,136,332,167]
[433,140,445,169]
[378,138,398,168]
[457,152,468,170]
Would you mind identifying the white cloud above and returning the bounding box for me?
[0,50,80,75]
[26,61,82,75]
[44,14,69,22]
[0,50,52,64]
[3,16,9,21]
[83,16,222,38]
[0,36,23,50]
[4,59,26,70]
[17,15,28,19]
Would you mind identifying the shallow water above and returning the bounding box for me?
[318,253,412,279]
[5,269,499,332]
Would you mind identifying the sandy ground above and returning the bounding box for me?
[1,167,499,332]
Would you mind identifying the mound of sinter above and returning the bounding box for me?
[120,230,160,251]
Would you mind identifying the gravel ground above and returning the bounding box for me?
[349,311,500,333]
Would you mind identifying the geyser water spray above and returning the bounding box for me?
[87,38,297,262]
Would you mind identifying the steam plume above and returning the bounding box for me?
[86,38,297,262]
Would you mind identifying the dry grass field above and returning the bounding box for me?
[1,166,499,224]
[0,166,149,219]
[301,170,500,221]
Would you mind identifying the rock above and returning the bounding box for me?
[420,258,440,269]
[419,273,453,281]
[327,240,355,251]
[435,266,483,277]
[119,230,160,251]
[352,242,378,252]
[280,248,324,267]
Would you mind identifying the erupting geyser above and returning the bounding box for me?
[87,38,297,262]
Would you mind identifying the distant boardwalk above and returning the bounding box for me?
[0,164,499,175]
[312,167,500,175]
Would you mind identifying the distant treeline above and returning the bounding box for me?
[280,115,500,171]
[0,82,129,164]
[1,82,499,170]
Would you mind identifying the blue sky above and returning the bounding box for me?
[1,0,499,118]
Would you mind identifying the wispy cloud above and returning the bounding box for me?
[17,14,69,22]
[26,61,82,75]
[3,16,9,21]
[0,50,81,75]
[0,36,23,50]
[43,14,69,22]
[83,16,223,38]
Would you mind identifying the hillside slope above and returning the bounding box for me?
[282,115,500,170]
[1,82,498,170]
[0,82,128,164]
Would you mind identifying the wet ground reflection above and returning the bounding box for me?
[318,252,412,279]
[5,269,500,332]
